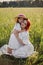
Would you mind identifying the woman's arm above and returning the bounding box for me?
[16,36,25,45]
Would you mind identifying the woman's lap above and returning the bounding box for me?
[12,45,34,58]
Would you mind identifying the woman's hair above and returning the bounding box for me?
[25,20,30,31]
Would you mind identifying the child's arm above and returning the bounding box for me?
[11,29,22,34]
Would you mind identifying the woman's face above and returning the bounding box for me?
[20,20,27,30]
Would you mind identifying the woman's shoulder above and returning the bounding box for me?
[21,31,29,36]
[23,31,29,34]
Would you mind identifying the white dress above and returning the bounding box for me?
[0,23,34,58]
[12,31,34,58]
[0,23,21,55]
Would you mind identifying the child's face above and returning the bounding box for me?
[20,20,27,30]
[18,17,24,24]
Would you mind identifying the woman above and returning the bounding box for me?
[0,14,34,58]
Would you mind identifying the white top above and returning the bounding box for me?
[19,31,29,45]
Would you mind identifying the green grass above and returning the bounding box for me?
[0,8,43,65]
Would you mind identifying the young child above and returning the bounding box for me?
[0,22,22,55]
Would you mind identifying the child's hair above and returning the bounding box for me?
[16,17,20,23]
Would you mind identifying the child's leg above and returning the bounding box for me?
[0,44,8,55]
[7,47,13,54]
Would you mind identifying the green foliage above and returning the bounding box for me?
[0,8,43,65]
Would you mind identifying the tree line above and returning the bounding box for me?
[0,0,43,7]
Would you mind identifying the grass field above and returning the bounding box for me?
[0,8,43,65]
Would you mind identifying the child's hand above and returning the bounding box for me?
[7,47,12,54]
